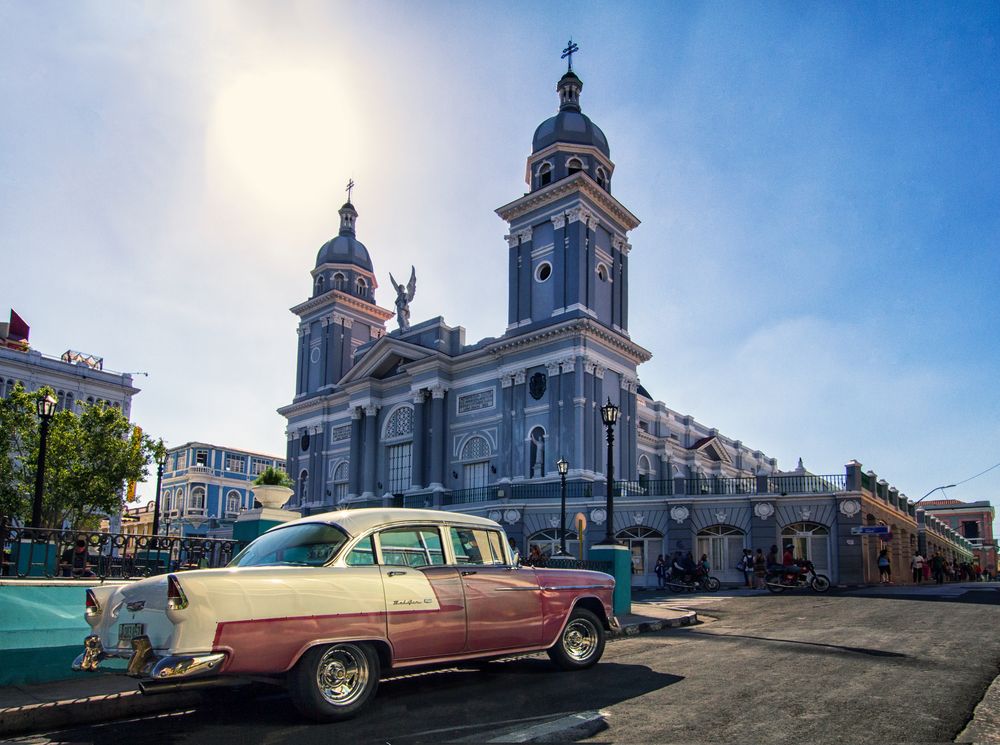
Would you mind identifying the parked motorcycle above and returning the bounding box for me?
[664,570,721,593]
[764,560,831,593]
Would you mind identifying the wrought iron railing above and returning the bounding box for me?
[766,474,847,494]
[0,526,238,580]
[443,486,503,505]
[522,557,613,574]
[511,482,593,500]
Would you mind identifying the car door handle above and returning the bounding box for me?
[387,571,407,577]
[461,570,477,576]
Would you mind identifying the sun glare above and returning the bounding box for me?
[207,68,363,213]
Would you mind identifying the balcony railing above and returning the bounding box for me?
[1,526,238,580]
[766,474,847,494]
[511,482,593,500]
[443,486,503,505]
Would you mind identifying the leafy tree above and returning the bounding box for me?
[0,384,158,528]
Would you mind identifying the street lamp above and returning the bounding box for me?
[599,398,620,545]
[914,484,957,505]
[555,457,570,557]
[30,392,58,528]
[152,443,167,539]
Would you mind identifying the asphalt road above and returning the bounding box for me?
[9,585,1000,744]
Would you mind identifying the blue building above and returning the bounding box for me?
[159,442,286,537]
[278,63,973,588]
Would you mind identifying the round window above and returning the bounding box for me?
[309,347,320,363]
[535,262,552,282]
[301,433,310,451]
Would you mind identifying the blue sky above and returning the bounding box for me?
[1,1,998,517]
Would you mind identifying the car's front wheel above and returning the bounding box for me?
[547,607,606,670]
[288,642,380,721]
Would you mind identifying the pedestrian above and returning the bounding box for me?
[59,539,96,578]
[739,548,754,588]
[655,554,666,589]
[877,549,891,584]
[910,551,925,584]
[931,551,945,584]
[508,536,520,565]
[753,548,767,590]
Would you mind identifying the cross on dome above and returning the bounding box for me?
[561,38,579,72]
[345,178,355,204]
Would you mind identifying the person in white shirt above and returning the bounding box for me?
[911,552,925,584]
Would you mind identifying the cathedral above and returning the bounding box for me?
[276,59,887,588]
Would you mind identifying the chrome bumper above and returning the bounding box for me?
[72,634,226,681]
[609,616,621,632]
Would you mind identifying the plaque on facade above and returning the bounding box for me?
[331,425,351,442]
[753,502,775,520]
[529,372,547,400]
[839,499,861,517]
[590,508,607,525]
[458,389,495,414]
[669,505,689,524]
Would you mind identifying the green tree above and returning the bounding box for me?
[0,384,158,528]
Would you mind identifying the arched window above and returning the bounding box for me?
[174,488,186,514]
[333,272,346,291]
[332,460,349,502]
[637,455,652,490]
[226,490,241,516]
[595,166,608,189]
[461,436,491,461]
[615,526,664,578]
[188,486,206,514]
[528,528,580,561]
[383,406,415,439]
[383,406,414,493]
[461,436,492,489]
[781,521,830,572]
[596,263,609,282]
[567,157,584,176]
[538,162,553,187]
[315,275,326,295]
[356,278,368,298]
[66,392,74,410]
[697,525,745,580]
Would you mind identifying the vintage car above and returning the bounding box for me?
[74,508,616,721]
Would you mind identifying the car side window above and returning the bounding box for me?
[487,530,507,565]
[379,527,445,567]
[346,536,376,566]
[450,527,502,566]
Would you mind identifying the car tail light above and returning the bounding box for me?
[85,589,101,617]
[166,574,188,610]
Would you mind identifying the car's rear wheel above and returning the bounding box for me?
[288,642,380,721]
[547,608,606,670]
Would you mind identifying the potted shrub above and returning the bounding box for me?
[252,467,294,509]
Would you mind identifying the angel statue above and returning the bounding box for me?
[389,266,417,332]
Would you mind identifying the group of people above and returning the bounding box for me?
[878,547,991,584]
[654,551,713,587]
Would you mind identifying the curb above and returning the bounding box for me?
[486,710,608,743]
[0,688,202,738]
[613,609,698,638]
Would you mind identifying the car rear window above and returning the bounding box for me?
[229,523,349,568]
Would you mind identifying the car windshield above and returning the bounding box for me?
[229,523,349,568]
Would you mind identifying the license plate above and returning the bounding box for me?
[118,623,145,647]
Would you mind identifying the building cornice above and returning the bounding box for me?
[290,290,394,321]
[488,318,652,365]
[495,171,640,232]
[524,142,616,185]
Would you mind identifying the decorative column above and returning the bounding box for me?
[361,405,378,499]
[547,361,562,472]
[428,386,447,491]
[501,374,515,480]
[593,365,605,479]
[551,214,567,312]
[518,229,533,324]
[411,389,427,489]
[513,371,526,477]
[619,238,631,332]
[320,316,331,387]
[572,357,586,473]
[506,234,520,328]
[348,407,362,499]
[339,315,354,381]
[295,326,307,395]
[584,214,599,313]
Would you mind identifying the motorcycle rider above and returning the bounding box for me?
[782,544,801,576]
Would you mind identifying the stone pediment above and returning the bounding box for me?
[338,337,434,385]
[688,435,732,465]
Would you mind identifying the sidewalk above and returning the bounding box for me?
[0,603,698,737]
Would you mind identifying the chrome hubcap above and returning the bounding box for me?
[316,645,368,705]
[563,619,598,661]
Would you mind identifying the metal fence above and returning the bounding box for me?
[511,482,594,500]
[522,557,613,574]
[1,525,238,580]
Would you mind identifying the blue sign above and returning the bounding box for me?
[851,525,891,535]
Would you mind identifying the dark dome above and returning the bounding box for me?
[532,110,610,157]
[315,235,373,272]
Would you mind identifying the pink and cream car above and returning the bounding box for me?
[74,508,616,720]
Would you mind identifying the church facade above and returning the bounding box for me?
[278,64,973,587]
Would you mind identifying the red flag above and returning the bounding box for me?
[8,310,29,341]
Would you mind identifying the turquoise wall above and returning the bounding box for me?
[0,583,108,685]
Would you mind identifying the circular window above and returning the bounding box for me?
[309,347,320,363]
[535,262,552,282]
[597,264,608,282]
[300,433,310,451]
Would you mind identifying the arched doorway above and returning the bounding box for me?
[616,526,664,587]
[697,525,745,584]
[781,521,831,574]
[527,529,580,561]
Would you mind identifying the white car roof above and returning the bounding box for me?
[276,508,502,537]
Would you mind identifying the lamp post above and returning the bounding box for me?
[599,398,619,545]
[555,457,570,557]
[30,392,58,528]
[914,484,957,505]
[152,444,167,539]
